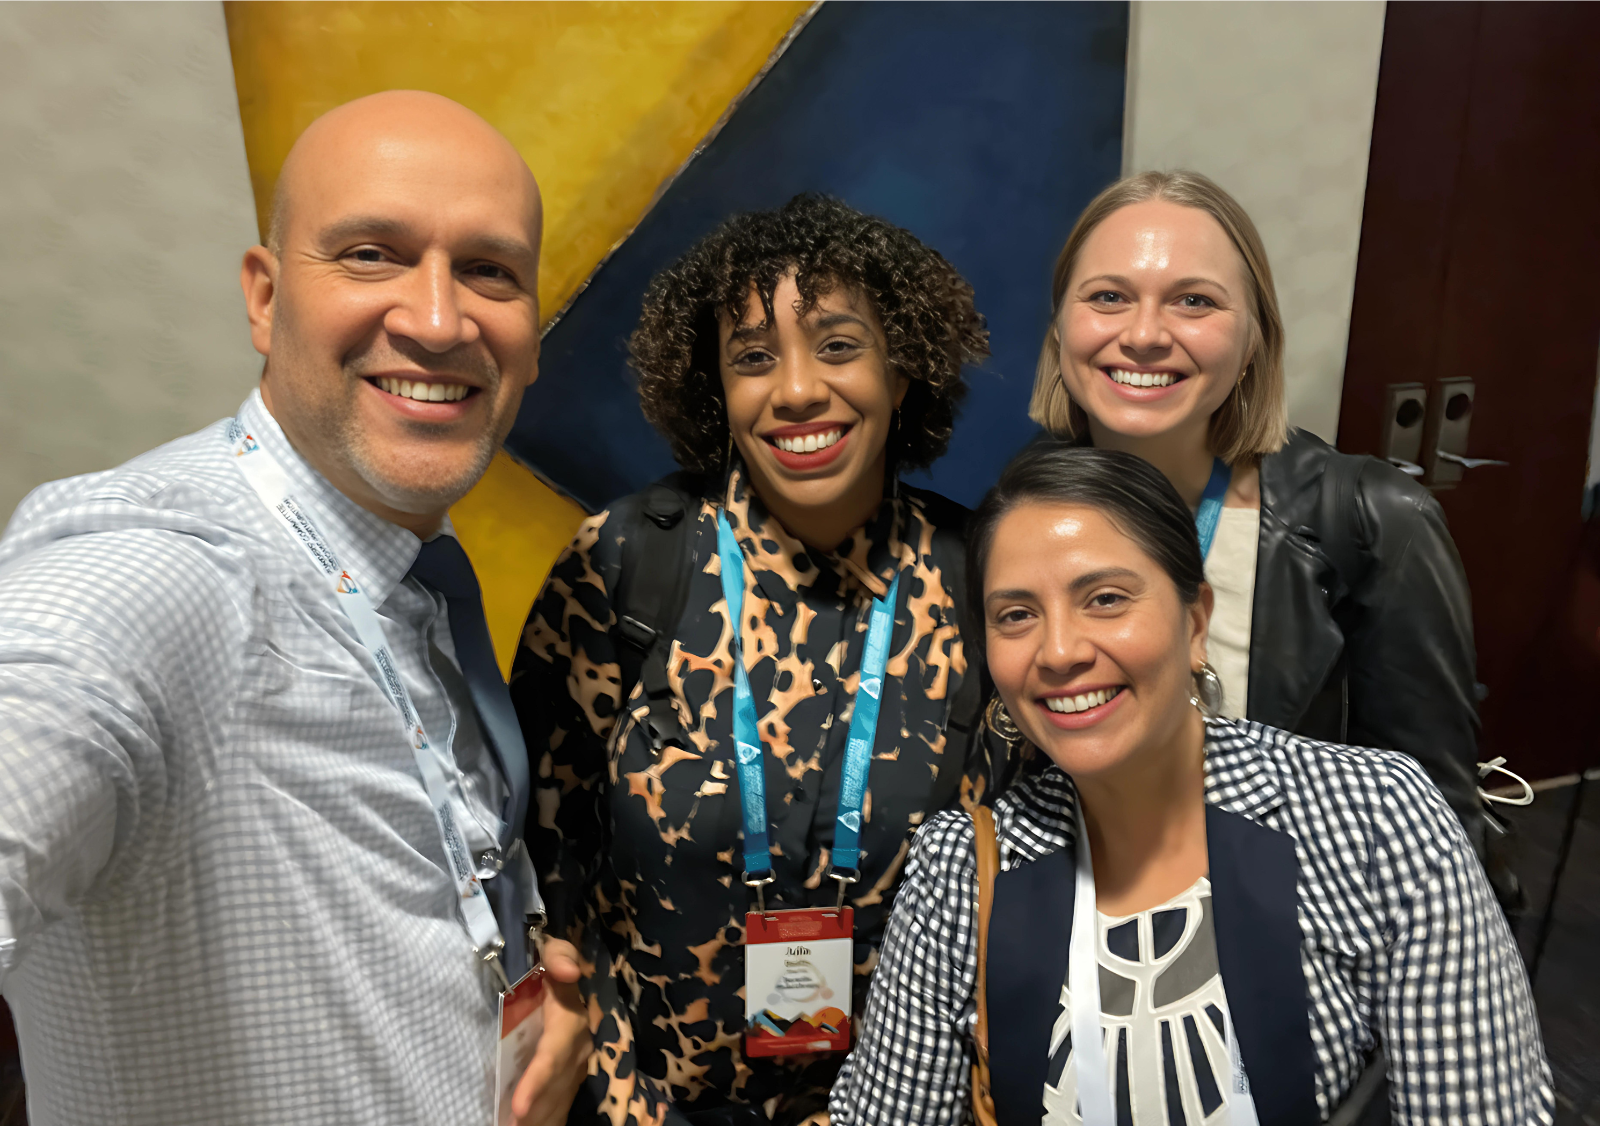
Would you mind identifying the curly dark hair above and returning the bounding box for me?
[629,193,989,476]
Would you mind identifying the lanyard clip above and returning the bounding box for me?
[481,942,514,996]
[526,910,548,970]
[743,871,776,915]
[830,868,860,912]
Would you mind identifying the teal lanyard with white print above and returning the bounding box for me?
[1195,457,1232,560]
[715,511,898,903]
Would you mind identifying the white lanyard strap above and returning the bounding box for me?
[226,421,506,969]
[1069,799,1116,1123]
[1069,797,1258,1125]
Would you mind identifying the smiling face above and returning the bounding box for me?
[1057,199,1254,447]
[718,272,908,546]
[983,500,1212,781]
[242,92,542,534]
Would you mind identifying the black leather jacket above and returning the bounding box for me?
[1251,428,1485,849]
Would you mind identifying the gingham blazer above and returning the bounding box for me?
[830,717,1554,1125]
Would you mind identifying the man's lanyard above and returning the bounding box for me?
[1067,797,1259,1125]
[715,511,898,905]
[225,420,515,990]
[1195,456,1233,560]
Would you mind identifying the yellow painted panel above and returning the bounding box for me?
[224,0,809,666]
[451,452,588,676]
[223,0,811,323]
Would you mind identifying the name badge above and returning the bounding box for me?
[743,907,853,1057]
[493,968,546,1125]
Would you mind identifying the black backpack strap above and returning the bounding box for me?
[933,518,984,737]
[905,486,996,803]
[609,472,706,755]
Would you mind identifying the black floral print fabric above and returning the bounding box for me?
[510,466,998,1125]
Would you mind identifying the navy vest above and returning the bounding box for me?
[984,804,1318,1125]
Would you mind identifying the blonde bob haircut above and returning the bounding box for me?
[1029,170,1289,464]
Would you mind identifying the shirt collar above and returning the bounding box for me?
[996,759,1078,868]
[1201,716,1287,819]
[237,390,432,607]
[719,461,912,598]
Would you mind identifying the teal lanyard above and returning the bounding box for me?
[715,511,898,886]
[1195,457,1232,560]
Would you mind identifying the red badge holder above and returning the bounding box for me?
[742,873,856,1058]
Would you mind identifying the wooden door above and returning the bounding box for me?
[1338,2,1600,780]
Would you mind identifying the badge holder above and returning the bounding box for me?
[493,913,549,1126]
[742,871,856,1058]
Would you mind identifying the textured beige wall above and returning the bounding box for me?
[1123,1,1386,442]
[0,1,261,523]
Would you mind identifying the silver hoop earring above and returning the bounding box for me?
[1190,661,1224,718]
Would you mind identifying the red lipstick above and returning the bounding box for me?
[762,422,853,472]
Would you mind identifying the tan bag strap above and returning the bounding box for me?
[970,805,1001,1126]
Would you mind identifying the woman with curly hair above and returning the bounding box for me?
[509,194,998,1126]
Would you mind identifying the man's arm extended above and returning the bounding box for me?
[0,527,247,982]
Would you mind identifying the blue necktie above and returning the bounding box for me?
[409,534,534,977]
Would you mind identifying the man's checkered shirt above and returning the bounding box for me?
[830,718,1555,1125]
[0,393,510,1126]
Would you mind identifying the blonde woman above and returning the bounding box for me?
[1026,171,1494,875]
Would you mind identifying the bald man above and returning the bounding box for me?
[0,92,586,1126]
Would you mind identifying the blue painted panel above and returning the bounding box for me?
[511,1,1128,511]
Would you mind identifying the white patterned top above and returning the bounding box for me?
[1045,877,1231,1124]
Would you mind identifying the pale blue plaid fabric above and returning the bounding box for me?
[0,391,510,1126]
[831,718,1556,1126]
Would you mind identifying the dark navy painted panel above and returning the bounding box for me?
[512,1,1128,511]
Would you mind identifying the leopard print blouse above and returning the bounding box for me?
[510,466,998,1125]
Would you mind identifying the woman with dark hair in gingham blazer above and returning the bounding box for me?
[829,444,1552,1126]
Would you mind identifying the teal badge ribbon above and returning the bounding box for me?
[1195,456,1233,560]
[716,511,898,883]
